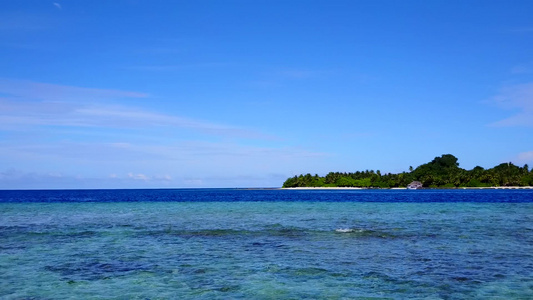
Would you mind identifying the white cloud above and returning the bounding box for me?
[127,173,150,181]
[124,173,172,182]
[53,3,62,9]
[489,82,533,127]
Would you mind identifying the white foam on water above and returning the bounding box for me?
[335,228,364,233]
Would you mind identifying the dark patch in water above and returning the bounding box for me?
[289,267,330,277]
[251,242,267,246]
[214,285,240,292]
[193,268,208,274]
[263,225,308,238]
[142,226,311,240]
[414,258,432,262]
[0,244,26,251]
[45,260,154,280]
[184,229,246,237]
[451,276,470,282]
[2,188,533,203]
[273,227,307,238]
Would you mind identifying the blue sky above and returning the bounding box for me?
[1,0,532,189]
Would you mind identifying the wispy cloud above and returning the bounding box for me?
[511,62,533,74]
[0,12,56,32]
[53,3,62,10]
[0,168,174,189]
[489,82,533,127]
[0,78,324,188]
[127,173,151,181]
[0,167,289,189]
[0,141,325,164]
[0,100,275,139]
[123,173,172,182]
[508,27,533,34]
[515,151,533,164]
[0,78,148,102]
[0,141,326,188]
[0,78,275,139]
[128,62,230,72]
[278,69,321,80]
[248,67,327,89]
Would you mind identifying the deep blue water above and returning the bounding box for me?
[0,189,532,299]
[1,188,532,203]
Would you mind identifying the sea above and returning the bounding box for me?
[0,189,532,299]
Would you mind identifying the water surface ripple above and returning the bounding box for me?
[0,189,532,299]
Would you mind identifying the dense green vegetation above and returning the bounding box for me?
[282,154,533,188]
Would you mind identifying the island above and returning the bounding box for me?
[282,154,533,189]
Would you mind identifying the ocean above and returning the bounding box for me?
[0,189,532,299]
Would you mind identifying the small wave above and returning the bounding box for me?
[335,228,364,233]
[334,227,394,238]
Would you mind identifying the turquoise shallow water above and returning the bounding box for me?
[0,190,532,299]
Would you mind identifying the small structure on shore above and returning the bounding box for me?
[407,181,423,190]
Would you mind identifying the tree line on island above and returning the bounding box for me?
[282,154,533,188]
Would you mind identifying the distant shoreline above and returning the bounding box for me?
[282,155,532,189]
[281,186,533,190]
